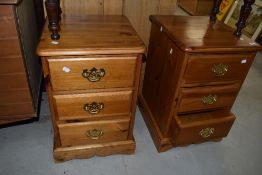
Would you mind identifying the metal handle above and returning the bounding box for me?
[86,129,104,140]
[82,67,105,82]
[212,63,229,77]
[202,95,217,105]
[199,128,215,138]
[84,102,104,115]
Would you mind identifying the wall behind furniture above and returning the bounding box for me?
[58,0,177,48]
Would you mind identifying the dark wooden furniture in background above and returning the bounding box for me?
[139,15,262,152]
[210,0,256,36]
[33,0,45,37]
[37,1,145,161]
[178,0,214,15]
[0,0,42,126]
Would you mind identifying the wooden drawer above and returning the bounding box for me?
[183,54,255,86]
[0,56,25,74]
[53,91,133,120]
[0,89,32,105]
[170,111,236,146]
[58,118,130,146]
[0,102,34,116]
[0,73,28,90]
[0,6,18,39]
[0,38,22,57]
[48,56,137,91]
[0,6,13,17]
[177,84,240,113]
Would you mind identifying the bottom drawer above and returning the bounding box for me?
[58,118,130,147]
[170,111,235,146]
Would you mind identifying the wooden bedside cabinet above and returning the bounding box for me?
[37,14,145,162]
[138,15,262,152]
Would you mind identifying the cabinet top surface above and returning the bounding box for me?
[150,15,262,53]
[37,15,145,57]
[0,0,21,5]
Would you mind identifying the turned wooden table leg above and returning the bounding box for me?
[45,0,60,40]
[210,0,222,21]
[234,0,255,36]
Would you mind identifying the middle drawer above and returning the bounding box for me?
[53,91,133,120]
[177,84,240,113]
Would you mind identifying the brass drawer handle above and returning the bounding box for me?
[86,129,104,140]
[82,67,105,82]
[199,128,215,138]
[212,63,229,77]
[202,95,217,105]
[84,102,104,115]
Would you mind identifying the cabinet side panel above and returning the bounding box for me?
[15,0,42,111]
[142,23,169,119]
[156,43,186,135]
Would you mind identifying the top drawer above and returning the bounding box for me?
[48,56,137,91]
[182,54,255,87]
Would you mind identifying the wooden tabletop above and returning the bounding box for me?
[0,0,21,5]
[37,15,145,56]
[150,15,262,53]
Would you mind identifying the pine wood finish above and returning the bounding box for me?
[47,57,137,91]
[53,91,132,120]
[139,15,262,152]
[0,0,42,126]
[58,118,130,146]
[37,15,145,162]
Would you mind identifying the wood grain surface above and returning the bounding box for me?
[171,111,235,146]
[183,53,256,86]
[54,139,135,162]
[37,15,145,56]
[58,118,130,146]
[53,90,132,120]
[47,56,137,91]
[149,15,262,52]
[178,84,240,113]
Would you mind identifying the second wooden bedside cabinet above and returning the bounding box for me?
[139,15,262,152]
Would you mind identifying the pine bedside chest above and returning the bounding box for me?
[139,15,262,152]
[37,13,145,161]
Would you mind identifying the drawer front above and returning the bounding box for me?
[170,112,235,146]
[0,89,32,105]
[177,84,240,113]
[0,102,34,116]
[58,119,130,146]
[53,91,133,120]
[48,56,137,91]
[0,56,25,74]
[0,38,22,57]
[0,6,18,39]
[0,73,29,90]
[183,54,254,86]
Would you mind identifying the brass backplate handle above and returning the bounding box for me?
[199,128,215,138]
[212,63,229,77]
[86,129,104,140]
[82,67,105,82]
[202,95,217,105]
[84,102,104,115]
